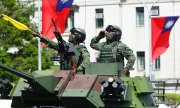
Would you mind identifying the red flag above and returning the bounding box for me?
[42,0,73,40]
[151,16,179,62]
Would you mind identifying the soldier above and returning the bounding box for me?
[33,27,90,72]
[90,25,135,77]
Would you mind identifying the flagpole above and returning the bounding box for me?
[38,0,42,71]
[137,0,160,79]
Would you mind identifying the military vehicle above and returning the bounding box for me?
[0,52,158,108]
[0,20,157,108]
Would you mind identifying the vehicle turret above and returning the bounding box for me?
[0,64,60,95]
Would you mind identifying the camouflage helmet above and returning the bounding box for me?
[105,25,122,40]
[70,27,86,43]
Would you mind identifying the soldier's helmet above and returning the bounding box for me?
[105,25,122,40]
[70,27,86,43]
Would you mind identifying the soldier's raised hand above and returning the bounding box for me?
[97,30,106,40]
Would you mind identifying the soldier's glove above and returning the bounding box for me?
[123,67,130,77]
[97,31,105,40]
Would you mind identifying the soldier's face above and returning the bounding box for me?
[68,33,76,43]
[106,32,115,41]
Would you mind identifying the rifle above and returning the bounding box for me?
[51,19,66,52]
[51,19,78,71]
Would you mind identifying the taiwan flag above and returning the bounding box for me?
[151,16,179,62]
[42,0,74,40]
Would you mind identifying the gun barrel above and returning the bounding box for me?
[51,19,64,44]
[0,64,34,82]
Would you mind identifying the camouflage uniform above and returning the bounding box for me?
[90,37,135,71]
[90,25,135,76]
[36,29,90,71]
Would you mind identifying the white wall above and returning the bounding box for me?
[122,4,144,77]
[174,2,180,78]
[30,0,180,79]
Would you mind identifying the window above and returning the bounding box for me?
[153,57,160,71]
[66,10,74,30]
[136,7,144,27]
[137,51,145,71]
[151,6,159,16]
[95,8,104,28]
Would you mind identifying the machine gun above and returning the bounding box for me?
[51,19,66,53]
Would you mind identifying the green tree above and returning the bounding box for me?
[0,0,53,82]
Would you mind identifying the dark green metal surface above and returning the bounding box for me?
[0,62,157,108]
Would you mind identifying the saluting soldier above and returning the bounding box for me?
[90,25,136,77]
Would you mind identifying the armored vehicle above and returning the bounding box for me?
[0,59,157,108]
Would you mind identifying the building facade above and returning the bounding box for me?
[25,0,180,80]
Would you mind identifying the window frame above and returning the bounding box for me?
[137,51,145,71]
[153,57,161,71]
[136,7,144,27]
[95,8,104,28]
[151,6,159,16]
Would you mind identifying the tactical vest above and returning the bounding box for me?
[97,42,124,64]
